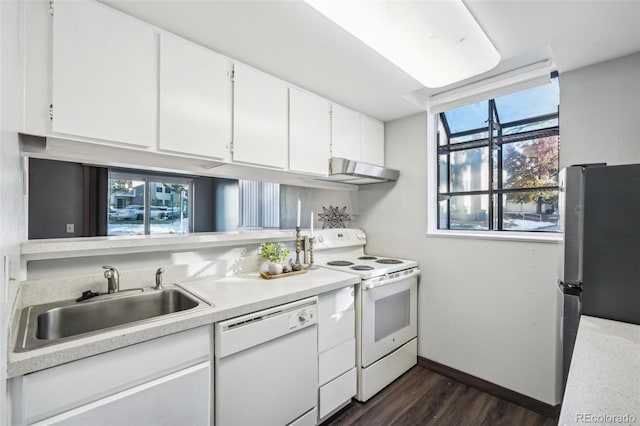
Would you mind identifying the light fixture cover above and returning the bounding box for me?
[305,0,500,88]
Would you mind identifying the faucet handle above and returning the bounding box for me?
[154,268,164,290]
[102,265,117,273]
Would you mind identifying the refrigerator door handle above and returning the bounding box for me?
[557,280,582,296]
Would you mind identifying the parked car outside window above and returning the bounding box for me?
[113,205,167,220]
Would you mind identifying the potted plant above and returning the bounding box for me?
[259,242,290,275]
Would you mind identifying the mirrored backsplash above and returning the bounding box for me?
[28,158,358,240]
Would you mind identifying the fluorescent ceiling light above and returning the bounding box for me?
[305,0,500,88]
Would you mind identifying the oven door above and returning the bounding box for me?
[360,270,418,367]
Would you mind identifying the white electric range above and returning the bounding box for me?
[312,228,420,402]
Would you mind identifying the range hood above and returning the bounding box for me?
[318,157,399,185]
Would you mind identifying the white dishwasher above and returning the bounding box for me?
[215,297,318,426]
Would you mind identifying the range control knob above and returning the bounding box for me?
[316,235,324,243]
[298,311,308,323]
[356,232,366,240]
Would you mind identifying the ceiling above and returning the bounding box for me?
[102,0,640,122]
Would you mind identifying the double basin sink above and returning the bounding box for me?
[15,287,208,352]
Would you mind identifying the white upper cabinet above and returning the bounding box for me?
[159,33,231,160]
[331,104,361,161]
[233,63,288,169]
[360,115,385,166]
[331,103,385,167]
[289,88,331,176]
[51,0,156,148]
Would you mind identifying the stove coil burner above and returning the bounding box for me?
[358,256,378,260]
[327,261,355,267]
[350,265,375,271]
[376,259,403,264]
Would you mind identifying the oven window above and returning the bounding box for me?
[375,290,411,342]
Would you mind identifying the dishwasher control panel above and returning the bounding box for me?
[289,306,317,330]
[216,297,318,358]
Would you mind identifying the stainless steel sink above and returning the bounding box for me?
[15,287,208,352]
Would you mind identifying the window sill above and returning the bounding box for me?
[426,229,562,244]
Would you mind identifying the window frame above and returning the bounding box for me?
[108,170,194,236]
[427,78,562,243]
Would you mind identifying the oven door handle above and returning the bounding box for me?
[364,268,421,290]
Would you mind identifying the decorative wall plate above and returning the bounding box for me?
[318,205,350,229]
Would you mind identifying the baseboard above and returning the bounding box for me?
[417,357,561,420]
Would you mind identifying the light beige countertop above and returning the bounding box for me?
[558,316,640,426]
[7,268,359,378]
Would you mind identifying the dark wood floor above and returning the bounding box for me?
[324,366,557,426]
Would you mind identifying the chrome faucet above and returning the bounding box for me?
[102,265,120,294]
[154,268,164,290]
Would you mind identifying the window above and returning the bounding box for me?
[436,76,559,232]
[108,171,192,236]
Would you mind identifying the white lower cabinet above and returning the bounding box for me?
[32,363,210,426]
[319,338,355,386]
[317,286,356,422]
[10,326,212,426]
[319,368,357,419]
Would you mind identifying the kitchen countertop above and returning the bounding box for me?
[7,268,359,378]
[558,316,640,426]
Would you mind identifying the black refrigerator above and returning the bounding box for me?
[557,163,640,392]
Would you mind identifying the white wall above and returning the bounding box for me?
[1,0,26,422]
[357,52,640,406]
[357,113,560,405]
[560,52,640,168]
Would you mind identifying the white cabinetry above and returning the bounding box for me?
[331,104,385,166]
[22,0,385,186]
[317,286,356,421]
[159,33,232,160]
[233,63,288,169]
[10,326,212,426]
[289,88,331,176]
[30,364,210,426]
[51,0,156,147]
[360,115,385,166]
[331,104,361,161]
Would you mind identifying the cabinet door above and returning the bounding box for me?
[52,0,156,147]
[319,368,357,419]
[360,115,385,166]
[35,363,211,426]
[331,104,360,160]
[289,88,330,175]
[159,33,231,160]
[318,286,355,353]
[233,63,288,169]
[14,326,211,424]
